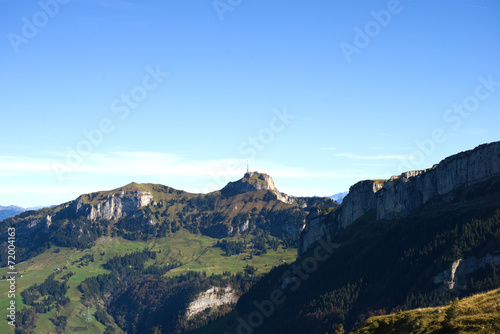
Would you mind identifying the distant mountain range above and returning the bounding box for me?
[0,205,47,221]
[0,205,25,221]
[330,191,348,204]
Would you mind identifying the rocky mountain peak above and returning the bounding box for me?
[243,172,278,191]
[222,172,277,195]
[221,172,294,204]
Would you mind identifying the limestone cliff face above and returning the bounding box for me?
[378,142,500,220]
[27,215,51,231]
[299,181,383,256]
[226,219,252,235]
[299,141,500,256]
[221,172,295,205]
[74,191,153,220]
[224,172,278,193]
[185,287,237,318]
[434,252,500,292]
[338,180,384,229]
[298,208,336,257]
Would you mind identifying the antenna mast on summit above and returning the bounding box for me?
[247,160,249,173]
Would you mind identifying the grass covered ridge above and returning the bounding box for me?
[351,288,500,334]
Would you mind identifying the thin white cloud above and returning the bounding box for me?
[0,156,56,173]
[369,146,408,151]
[0,184,98,198]
[111,151,181,160]
[0,152,382,180]
[335,153,416,160]
[259,166,371,179]
[352,163,393,167]
[0,152,386,206]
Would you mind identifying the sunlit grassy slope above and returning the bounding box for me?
[350,288,500,334]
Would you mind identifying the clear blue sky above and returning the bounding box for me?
[1,0,499,207]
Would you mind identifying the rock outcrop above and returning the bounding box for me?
[226,219,252,235]
[299,180,383,255]
[378,142,500,220]
[434,252,500,292]
[185,286,237,318]
[221,172,295,204]
[28,215,52,231]
[338,180,384,229]
[74,191,154,220]
[299,141,500,256]
[299,208,336,256]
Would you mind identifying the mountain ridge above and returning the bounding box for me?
[0,173,336,333]
[1,172,335,265]
[3,142,500,334]
[194,140,500,334]
[300,140,500,256]
[351,287,500,333]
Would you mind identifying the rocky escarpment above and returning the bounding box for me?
[299,208,337,256]
[73,190,153,220]
[338,180,384,229]
[221,172,294,204]
[186,286,237,318]
[28,215,52,230]
[378,142,500,220]
[299,141,500,256]
[299,180,383,255]
[434,252,500,292]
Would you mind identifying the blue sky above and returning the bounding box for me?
[1,0,499,207]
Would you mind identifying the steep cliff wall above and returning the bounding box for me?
[299,208,336,256]
[27,215,52,231]
[338,180,385,229]
[299,180,383,255]
[378,142,500,220]
[299,141,500,256]
[74,191,153,220]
